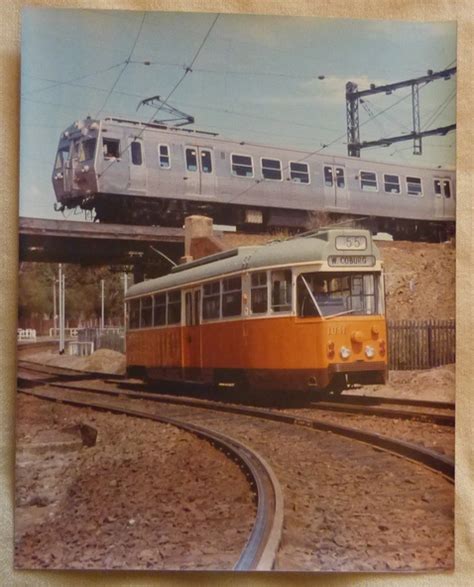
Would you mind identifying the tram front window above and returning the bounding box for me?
[297,272,380,318]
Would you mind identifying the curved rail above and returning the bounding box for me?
[306,399,454,426]
[18,386,283,571]
[17,362,454,481]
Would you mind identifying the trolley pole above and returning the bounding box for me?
[101,279,105,330]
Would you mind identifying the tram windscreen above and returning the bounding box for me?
[297,272,381,318]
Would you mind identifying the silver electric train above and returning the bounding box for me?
[52,116,455,239]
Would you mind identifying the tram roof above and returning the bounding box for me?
[125,228,380,299]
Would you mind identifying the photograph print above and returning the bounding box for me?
[16,8,456,572]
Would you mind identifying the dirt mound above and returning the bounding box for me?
[378,241,455,321]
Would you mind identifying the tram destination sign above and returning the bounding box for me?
[328,254,376,267]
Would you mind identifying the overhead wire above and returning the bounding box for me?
[98,13,221,181]
[95,12,147,117]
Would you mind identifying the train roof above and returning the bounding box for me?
[125,228,381,299]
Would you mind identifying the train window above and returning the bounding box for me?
[360,171,378,191]
[406,176,422,196]
[384,174,400,194]
[103,138,120,159]
[131,141,143,166]
[54,145,70,169]
[203,281,221,320]
[251,272,268,313]
[78,139,96,162]
[158,145,170,169]
[261,158,282,181]
[222,277,242,317]
[201,150,212,173]
[129,299,140,329]
[289,162,309,184]
[140,296,153,328]
[167,291,181,324]
[324,166,333,187]
[335,168,345,188]
[443,180,451,198]
[271,270,292,312]
[434,179,442,196]
[231,154,254,177]
[153,293,166,326]
[186,148,198,172]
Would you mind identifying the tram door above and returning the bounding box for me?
[184,146,216,198]
[182,289,202,378]
[323,164,348,210]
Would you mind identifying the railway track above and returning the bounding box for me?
[17,362,454,480]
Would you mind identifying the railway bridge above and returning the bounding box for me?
[19,216,225,279]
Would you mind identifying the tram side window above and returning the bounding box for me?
[129,299,140,329]
[271,270,292,312]
[158,145,170,169]
[289,162,309,184]
[131,141,143,166]
[167,291,181,324]
[222,277,242,317]
[231,154,253,177]
[103,138,120,159]
[186,148,198,172]
[153,293,166,326]
[406,176,422,196]
[261,158,282,181]
[384,174,400,194]
[251,272,268,313]
[140,296,153,328]
[360,171,378,192]
[434,179,442,196]
[203,281,221,320]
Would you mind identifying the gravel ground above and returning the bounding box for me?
[15,394,256,570]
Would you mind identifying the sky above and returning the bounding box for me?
[20,8,456,219]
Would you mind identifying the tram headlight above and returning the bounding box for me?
[365,345,375,358]
[340,346,351,360]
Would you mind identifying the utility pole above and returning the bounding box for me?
[123,272,128,331]
[346,66,456,157]
[101,279,105,330]
[53,277,57,337]
[58,264,65,354]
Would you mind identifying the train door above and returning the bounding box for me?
[184,146,215,197]
[323,164,348,210]
[434,177,453,218]
[182,288,202,379]
[128,138,147,193]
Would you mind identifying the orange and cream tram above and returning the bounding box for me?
[125,228,387,394]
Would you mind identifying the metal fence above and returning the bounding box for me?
[77,328,125,354]
[388,320,455,370]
